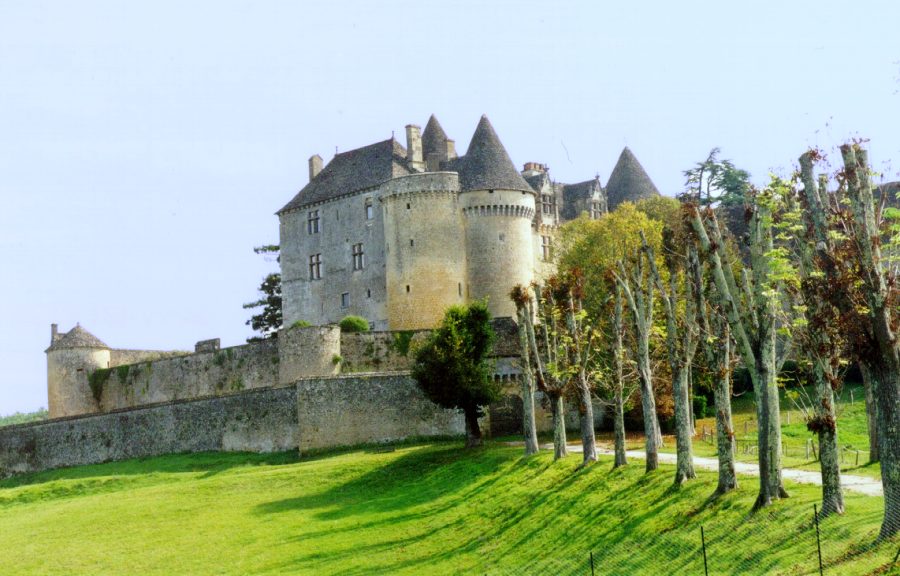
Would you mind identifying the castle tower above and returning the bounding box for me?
[458,115,536,320]
[382,167,466,330]
[604,147,661,211]
[45,324,110,418]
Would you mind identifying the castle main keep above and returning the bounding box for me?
[277,114,660,330]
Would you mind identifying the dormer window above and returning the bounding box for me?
[542,194,553,215]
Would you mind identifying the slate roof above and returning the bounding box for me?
[605,147,660,210]
[524,172,550,193]
[46,324,109,352]
[457,116,534,194]
[422,114,449,158]
[561,178,602,220]
[278,139,410,213]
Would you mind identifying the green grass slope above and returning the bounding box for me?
[0,443,897,575]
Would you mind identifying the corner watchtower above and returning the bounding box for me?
[46,323,110,417]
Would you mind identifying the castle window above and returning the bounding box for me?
[406,203,411,210]
[591,201,602,219]
[367,288,372,298]
[458,282,462,297]
[541,235,553,261]
[352,243,365,270]
[308,253,322,280]
[307,210,320,234]
[409,239,414,247]
[365,199,374,220]
[406,285,411,293]
[542,194,553,215]
[341,292,350,308]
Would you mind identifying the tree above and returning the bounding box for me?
[510,285,540,457]
[243,245,282,342]
[646,229,699,484]
[798,145,898,537]
[411,301,501,448]
[688,185,792,510]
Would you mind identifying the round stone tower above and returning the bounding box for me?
[458,116,536,320]
[382,171,466,329]
[46,323,110,418]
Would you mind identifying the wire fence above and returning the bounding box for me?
[485,495,900,575]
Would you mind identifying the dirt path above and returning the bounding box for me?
[543,443,884,496]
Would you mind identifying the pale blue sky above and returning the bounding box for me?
[1,1,898,414]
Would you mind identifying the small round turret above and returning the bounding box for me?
[46,323,110,417]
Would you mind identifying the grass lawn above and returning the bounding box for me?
[1,442,897,575]
[646,382,883,479]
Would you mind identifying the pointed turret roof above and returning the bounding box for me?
[46,324,109,352]
[422,114,449,158]
[604,147,660,210]
[457,115,534,193]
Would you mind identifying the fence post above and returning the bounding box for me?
[814,504,823,576]
[806,439,811,460]
[787,412,791,426]
[701,526,709,576]
[850,389,854,404]
[590,551,595,576]
[744,420,749,434]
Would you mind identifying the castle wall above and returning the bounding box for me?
[461,189,537,320]
[280,189,388,330]
[339,330,428,372]
[0,385,299,478]
[96,339,280,412]
[47,348,108,418]
[278,324,341,384]
[109,349,189,366]
[295,373,465,453]
[382,172,466,330]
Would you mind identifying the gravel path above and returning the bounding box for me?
[541,443,884,496]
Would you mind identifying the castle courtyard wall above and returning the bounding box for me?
[97,339,280,412]
[0,385,299,478]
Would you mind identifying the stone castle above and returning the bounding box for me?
[1,115,661,478]
[278,114,659,329]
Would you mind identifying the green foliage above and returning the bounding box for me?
[412,302,500,415]
[331,354,342,365]
[213,351,227,367]
[244,245,282,343]
[116,365,130,382]
[290,320,311,330]
[681,147,751,207]
[390,330,416,356]
[87,368,112,402]
[339,315,370,333]
[692,395,713,419]
[0,409,48,427]
[558,202,666,319]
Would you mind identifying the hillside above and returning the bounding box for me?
[0,442,897,575]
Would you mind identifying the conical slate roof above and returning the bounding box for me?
[605,147,660,210]
[422,114,449,158]
[458,116,534,193]
[46,324,109,352]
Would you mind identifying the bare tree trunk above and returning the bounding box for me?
[464,406,483,448]
[860,363,880,463]
[638,346,660,472]
[614,385,628,467]
[579,377,597,464]
[673,365,696,483]
[613,284,628,468]
[713,335,737,494]
[869,361,900,538]
[550,392,568,460]
[814,360,844,516]
[515,305,540,456]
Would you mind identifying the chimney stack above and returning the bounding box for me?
[445,139,457,161]
[51,323,59,343]
[309,154,323,181]
[405,125,424,172]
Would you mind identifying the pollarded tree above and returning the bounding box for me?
[615,245,664,472]
[510,284,540,457]
[798,145,899,536]
[687,184,793,509]
[411,301,502,449]
[645,229,699,484]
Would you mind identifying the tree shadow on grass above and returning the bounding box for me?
[254,444,513,520]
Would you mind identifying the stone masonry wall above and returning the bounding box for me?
[0,385,299,478]
[96,339,280,412]
[295,373,465,453]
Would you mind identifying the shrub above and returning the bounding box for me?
[290,320,311,330]
[339,315,369,333]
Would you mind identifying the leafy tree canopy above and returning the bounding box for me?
[244,245,282,342]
